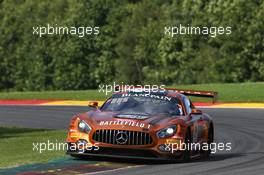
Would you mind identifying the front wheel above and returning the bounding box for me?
[182,128,192,162]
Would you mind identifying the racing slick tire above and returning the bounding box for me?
[202,124,214,159]
[182,128,192,162]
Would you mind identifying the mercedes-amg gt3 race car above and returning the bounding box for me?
[66,88,216,161]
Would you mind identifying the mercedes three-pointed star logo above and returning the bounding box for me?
[115,131,128,144]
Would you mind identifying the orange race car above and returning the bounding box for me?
[66,88,216,161]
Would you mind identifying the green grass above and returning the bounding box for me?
[0,126,66,169]
[0,82,264,102]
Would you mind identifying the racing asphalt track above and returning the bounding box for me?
[0,106,264,175]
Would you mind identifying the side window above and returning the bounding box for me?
[189,100,195,109]
[183,97,192,114]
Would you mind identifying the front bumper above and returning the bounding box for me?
[66,127,185,160]
[66,142,184,160]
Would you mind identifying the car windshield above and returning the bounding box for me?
[100,93,183,116]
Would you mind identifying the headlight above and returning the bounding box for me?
[156,125,177,138]
[78,120,91,133]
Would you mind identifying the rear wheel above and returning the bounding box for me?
[202,124,214,159]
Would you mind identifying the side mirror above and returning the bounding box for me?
[191,109,202,115]
[88,101,99,108]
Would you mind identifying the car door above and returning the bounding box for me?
[183,97,204,144]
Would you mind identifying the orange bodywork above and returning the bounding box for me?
[66,90,214,160]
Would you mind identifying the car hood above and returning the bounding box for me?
[82,110,181,131]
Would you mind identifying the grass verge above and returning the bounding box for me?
[0,82,263,102]
[0,126,66,169]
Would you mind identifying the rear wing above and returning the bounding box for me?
[114,86,218,103]
[165,88,218,103]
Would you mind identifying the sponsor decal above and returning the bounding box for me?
[122,93,171,101]
[166,138,180,144]
[114,114,149,120]
[99,120,151,129]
